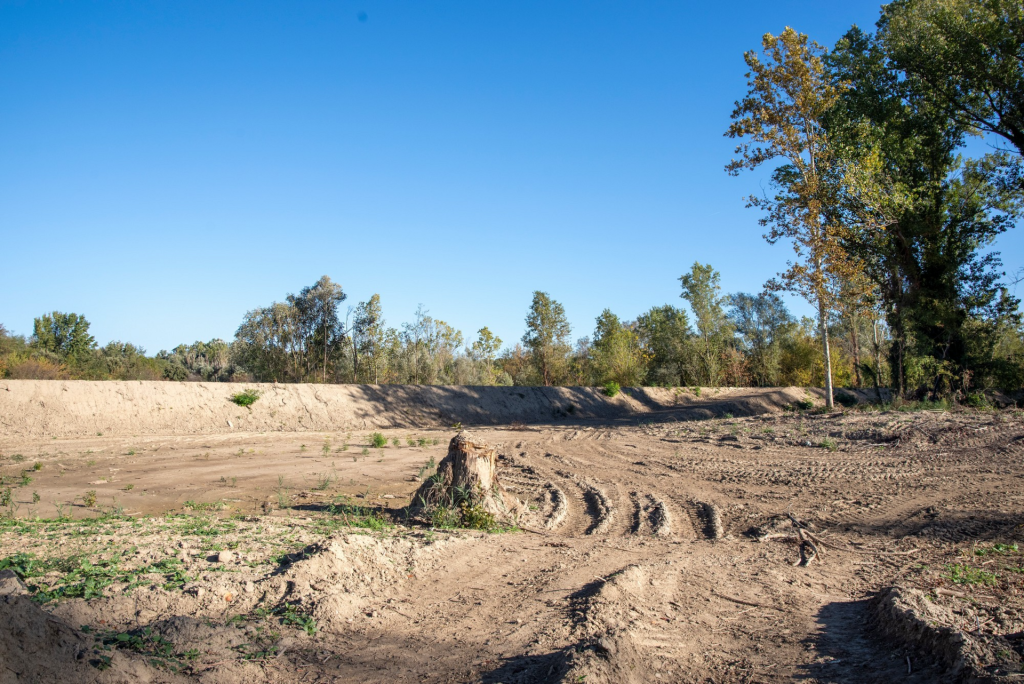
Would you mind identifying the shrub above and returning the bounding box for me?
[369,432,387,449]
[83,490,97,507]
[965,393,989,408]
[603,381,621,397]
[163,364,188,381]
[229,389,260,407]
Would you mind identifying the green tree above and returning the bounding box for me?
[31,312,96,366]
[829,26,1023,398]
[728,292,794,386]
[635,305,692,386]
[288,275,347,383]
[679,263,732,386]
[522,292,572,386]
[353,294,386,383]
[591,310,647,387]
[880,0,1024,158]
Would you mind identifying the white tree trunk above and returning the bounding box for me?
[818,299,834,409]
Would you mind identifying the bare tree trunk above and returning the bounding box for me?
[850,312,862,388]
[818,299,834,409]
[872,318,883,401]
[352,335,359,384]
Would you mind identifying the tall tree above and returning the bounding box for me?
[288,276,347,383]
[829,26,1022,398]
[880,0,1024,158]
[591,310,647,387]
[32,312,96,366]
[728,292,794,386]
[522,292,572,386]
[679,263,732,386]
[353,294,386,383]
[636,305,692,386]
[726,27,858,408]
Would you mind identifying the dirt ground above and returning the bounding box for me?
[3,386,1024,683]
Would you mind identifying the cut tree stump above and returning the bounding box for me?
[411,431,524,522]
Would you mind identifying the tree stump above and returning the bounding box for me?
[412,431,524,523]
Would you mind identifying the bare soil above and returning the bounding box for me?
[2,382,1024,683]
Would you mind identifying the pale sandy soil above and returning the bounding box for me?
[2,382,1024,683]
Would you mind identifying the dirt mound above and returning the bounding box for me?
[561,564,661,684]
[0,592,185,684]
[0,380,819,438]
[872,586,1023,682]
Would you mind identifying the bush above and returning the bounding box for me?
[229,389,260,407]
[369,432,387,449]
[163,364,188,381]
[602,381,621,397]
[965,392,989,408]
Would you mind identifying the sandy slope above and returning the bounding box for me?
[0,380,817,438]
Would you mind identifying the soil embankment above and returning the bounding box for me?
[0,380,816,438]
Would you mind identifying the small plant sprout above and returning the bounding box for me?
[370,433,387,449]
[32,462,42,471]
[392,437,401,448]
[83,490,98,507]
[32,491,40,504]
[322,440,331,455]
[123,484,134,491]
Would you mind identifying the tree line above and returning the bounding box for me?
[1,0,1022,404]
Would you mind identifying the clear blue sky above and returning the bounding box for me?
[2,1,1021,353]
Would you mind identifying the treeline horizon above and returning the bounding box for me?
[3,0,1023,406]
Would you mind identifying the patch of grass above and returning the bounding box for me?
[819,437,838,452]
[11,454,24,463]
[406,437,416,447]
[369,432,387,449]
[975,543,1019,556]
[944,563,999,586]
[361,447,370,456]
[392,437,401,447]
[32,462,43,471]
[229,389,261,407]
[602,381,621,398]
[691,386,701,397]
[325,497,392,531]
[313,472,334,491]
[19,474,32,487]
[182,500,227,512]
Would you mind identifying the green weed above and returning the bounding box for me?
[369,433,387,449]
[944,563,999,586]
[229,389,260,407]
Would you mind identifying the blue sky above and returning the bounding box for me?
[2,1,1021,353]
